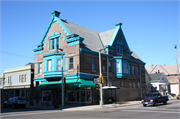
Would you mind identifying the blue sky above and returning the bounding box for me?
[0,0,179,75]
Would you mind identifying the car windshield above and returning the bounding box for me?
[146,94,158,98]
[18,97,26,100]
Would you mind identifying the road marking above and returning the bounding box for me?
[122,109,180,114]
[0,110,62,118]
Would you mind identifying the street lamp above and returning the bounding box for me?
[56,48,64,109]
[175,45,180,96]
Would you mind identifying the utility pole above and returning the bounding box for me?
[175,45,180,96]
[57,48,64,109]
[99,48,104,107]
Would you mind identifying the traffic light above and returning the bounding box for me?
[98,77,101,83]
[64,78,66,84]
[98,77,104,83]
[65,84,68,90]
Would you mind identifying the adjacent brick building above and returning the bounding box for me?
[33,11,146,105]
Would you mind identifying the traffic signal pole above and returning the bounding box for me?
[99,48,103,107]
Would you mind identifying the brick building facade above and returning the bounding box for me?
[33,11,146,105]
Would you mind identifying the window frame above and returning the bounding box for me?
[38,62,42,74]
[47,60,52,71]
[69,57,74,70]
[56,58,61,71]
[91,58,96,70]
[116,61,120,73]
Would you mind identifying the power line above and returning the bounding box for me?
[0,50,34,59]
[164,55,179,65]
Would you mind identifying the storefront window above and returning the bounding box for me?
[86,90,91,102]
[67,91,76,101]
[42,90,51,102]
[81,90,85,101]
[66,90,92,103]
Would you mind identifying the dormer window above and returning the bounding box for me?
[52,39,55,50]
[49,32,61,50]
[116,44,123,54]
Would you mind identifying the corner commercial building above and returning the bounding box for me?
[33,11,146,106]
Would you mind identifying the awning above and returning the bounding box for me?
[102,86,118,89]
[38,79,95,89]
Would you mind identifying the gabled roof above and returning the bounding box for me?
[62,20,105,52]
[35,11,145,64]
[167,76,178,84]
[146,64,180,75]
[99,29,115,46]
[149,73,164,83]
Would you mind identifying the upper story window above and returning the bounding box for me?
[8,76,12,84]
[56,37,59,49]
[133,82,136,88]
[123,62,128,74]
[57,59,61,71]
[38,63,42,74]
[116,61,120,73]
[103,60,107,72]
[69,57,73,70]
[49,32,61,51]
[92,58,96,70]
[108,61,112,72]
[132,65,135,75]
[19,74,27,83]
[129,81,132,88]
[137,66,140,76]
[47,60,52,71]
[52,39,55,50]
[129,65,131,74]
[116,44,123,54]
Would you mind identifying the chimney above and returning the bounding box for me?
[164,64,166,66]
[51,10,60,18]
[151,64,154,68]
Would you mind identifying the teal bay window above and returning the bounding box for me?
[114,56,129,79]
[43,52,65,78]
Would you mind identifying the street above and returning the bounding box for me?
[1,100,180,119]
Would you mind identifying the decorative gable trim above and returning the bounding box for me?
[33,11,72,54]
[108,23,132,56]
[66,34,84,46]
[49,32,61,40]
[105,45,115,52]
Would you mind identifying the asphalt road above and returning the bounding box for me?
[1,100,180,119]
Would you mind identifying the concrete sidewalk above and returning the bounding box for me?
[26,100,141,111]
[26,98,176,111]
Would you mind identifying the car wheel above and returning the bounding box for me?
[12,104,15,109]
[153,101,158,106]
[143,104,147,107]
[164,100,167,105]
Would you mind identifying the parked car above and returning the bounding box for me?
[3,97,27,108]
[177,94,180,100]
[142,93,169,107]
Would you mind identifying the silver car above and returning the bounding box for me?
[3,97,27,108]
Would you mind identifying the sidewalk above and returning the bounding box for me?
[26,100,141,111]
[26,97,177,111]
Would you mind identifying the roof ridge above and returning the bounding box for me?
[63,20,100,34]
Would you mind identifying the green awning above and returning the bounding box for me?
[38,79,95,89]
